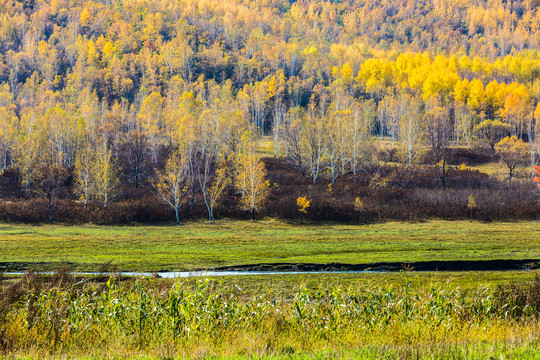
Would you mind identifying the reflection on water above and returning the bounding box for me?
[155,270,377,278]
[3,270,377,278]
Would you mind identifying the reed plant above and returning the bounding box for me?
[0,271,539,359]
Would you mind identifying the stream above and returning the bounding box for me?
[2,270,380,278]
[2,259,538,277]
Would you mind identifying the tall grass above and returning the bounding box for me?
[0,271,539,359]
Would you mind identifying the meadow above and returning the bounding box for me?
[1,220,539,359]
[0,220,539,272]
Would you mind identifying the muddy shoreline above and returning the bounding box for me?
[213,259,540,272]
[1,259,539,274]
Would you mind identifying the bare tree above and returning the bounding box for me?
[234,132,269,221]
[423,98,452,190]
[154,146,189,225]
[32,160,68,223]
[398,95,424,166]
[455,104,475,149]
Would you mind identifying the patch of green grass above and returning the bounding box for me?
[255,136,276,157]
[470,161,533,180]
[0,220,539,272]
[159,270,540,299]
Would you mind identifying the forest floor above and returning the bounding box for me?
[0,219,539,272]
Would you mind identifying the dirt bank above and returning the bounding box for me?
[213,259,540,272]
[2,259,539,274]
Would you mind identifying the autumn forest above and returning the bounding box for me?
[1,0,540,224]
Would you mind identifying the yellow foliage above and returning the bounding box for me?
[87,40,98,64]
[422,68,460,99]
[154,147,189,223]
[467,79,485,110]
[297,196,310,213]
[467,194,476,210]
[458,54,471,69]
[331,66,340,79]
[341,62,353,84]
[357,58,395,94]
[354,197,364,212]
[79,7,91,27]
[495,135,528,154]
[453,79,469,103]
[484,80,505,111]
[369,173,390,189]
[494,136,529,181]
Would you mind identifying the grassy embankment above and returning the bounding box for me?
[0,220,539,272]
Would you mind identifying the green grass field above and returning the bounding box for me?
[1,219,539,272]
[152,271,540,299]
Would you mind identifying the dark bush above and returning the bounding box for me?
[0,157,538,224]
[422,147,495,165]
[0,168,22,199]
[494,275,540,318]
[377,148,398,163]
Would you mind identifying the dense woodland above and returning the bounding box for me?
[1,0,540,223]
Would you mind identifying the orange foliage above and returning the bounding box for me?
[533,166,540,187]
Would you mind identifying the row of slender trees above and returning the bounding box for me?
[1,0,540,222]
[1,75,539,222]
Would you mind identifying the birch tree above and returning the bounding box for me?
[455,104,475,149]
[398,95,424,166]
[138,92,163,165]
[202,156,230,223]
[16,110,43,199]
[94,141,119,209]
[304,102,326,184]
[495,136,528,183]
[0,107,16,173]
[529,104,540,178]
[154,146,189,225]
[234,132,269,221]
[272,100,285,157]
[74,141,96,208]
[282,106,306,177]
[349,100,374,175]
